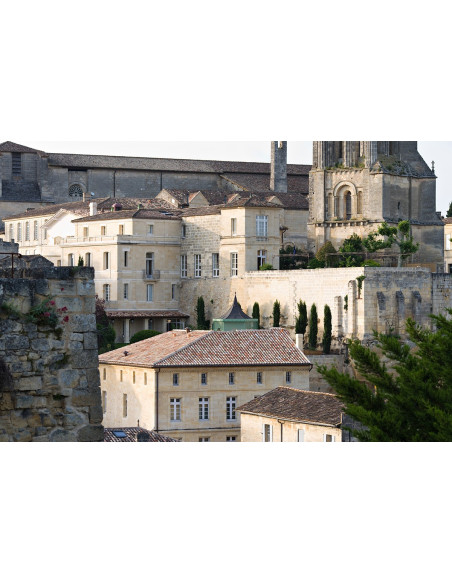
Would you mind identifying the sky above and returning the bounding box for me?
[18,140,452,215]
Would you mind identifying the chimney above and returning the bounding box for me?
[270,141,288,193]
[295,334,304,351]
[89,201,97,216]
[82,192,87,202]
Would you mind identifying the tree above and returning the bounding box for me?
[316,241,338,267]
[308,304,318,349]
[77,255,84,267]
[129,329,161,344]
[446,201,452,218]
[322,305,332,354]
[196,296,208,330]
[317,310,452,441]
[295,300,308,336]
[363,221,419,267]
[279,245,309,270]
[273,300,281,327]
[95,295,116,353]
[339,234,366,267]
[252,302,261,328]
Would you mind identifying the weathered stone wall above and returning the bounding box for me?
[0,265,103,441]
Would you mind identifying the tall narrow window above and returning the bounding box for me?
[103,252,110,269]
[123,394,128,418]
[102,391,107,414]
[147,319,153,330]
[181,224,187,238]
[25,222,30,241]
[17,223,22,241]
[171,284,176,300]
[170,398,181,421]
[33,221,38,240]
[230,253,238,277]
[199,397,209,420]
[148,225,154,235]
[132,371,136,384]
[256,215,268,238]
[212,253,219,277]
[263,424,273,442]
[201,373,207,385]
[173,373,179,386]
[257,372,263,384]
[286,371,292,384]
[229,372,235,385]
[103,368,106,381]
[120,370,123,382]
[194,254,202,278]
[124,283,129,300]
[103,284,111,301]
[68,253,74,267]
[298,429,305,442]
[226,397,236,420]
[144,372,147,385]
[101,226,106,236]
[257,250,267,269]
[85,252,91,267]
[181,255,187,278]
[123,250,128,267]
[345,192,352,220]
[11,153,21,175]
[9,224,13,241]
[146,252,154,276]
[231,218,237,236]
[118,224,124,235]
[147,284,154,302]
[83,227,89,238]
[334,196,340,218]
[357,192,363,215]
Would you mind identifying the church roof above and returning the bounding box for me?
[219,294,251,320]
[0,141,45,154]
[221,172,310,195]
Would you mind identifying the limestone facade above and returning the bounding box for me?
[239,412,342,442]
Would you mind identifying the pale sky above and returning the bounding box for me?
[21,140,452,215]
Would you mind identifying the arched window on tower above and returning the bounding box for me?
[357,192,363,215]
[334,196,340,218]
[345,192,352,220]
[69,184,83,198]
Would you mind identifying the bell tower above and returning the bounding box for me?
[270,141,287,193]
[308,141,443,265]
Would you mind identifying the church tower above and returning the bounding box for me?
[308,141,444,266]
[270,141,287,193]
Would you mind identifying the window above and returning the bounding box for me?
[148,225,154,235]
[173,373,179,386]
[145,252,154,277]
[199,397,209,420]
[25,222,30,241]
[181,224,187,238]
[101,226,106,236]
[230,253,238,277]
[194,254,202,278]
[103,284,111,301]
[257,372,263,384]
[263,424,273,442]
[103,252,110,269]
[212,253,220,277]
[180,255,187,278]
[132,371,136,384]
[85,252,91,267]
[298,430,305,442]
[118,224,124,235]
[68,253,75,267]
[124,251,128,267]
[124,283,129,300]
[171,284,176,300]
[226,436,237,442]
[324,434,335,442]
[120,370,123,382]
[231,218,237,236]
[257,250,267,270]
[102,391,107,414]
[12,152,21,175]
[199,437,210,442]
[9,224,13,241]
[144,373,147,385]
[256,215,268,238]
[357,192,363,215]
[123,394,128,417]
[167,319,185,331]
[229,372,235,385]
[345,192,352,220]
[286,371,292,384]
[226,396,236,420]
[147,319,154,330]
[201,373,207,385]
[83,227,89,238]
[33,221,38,240]
[170,398,181,421]
[103,368,106,381]
[69,184,83,198]
[57,260,61,267]
[146,284,154,302]
[17,223,22,241]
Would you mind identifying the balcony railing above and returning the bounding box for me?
[143,270,161,280]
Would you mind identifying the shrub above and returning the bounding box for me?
[322,305,332,354]
[307,258,325,269]
[295,300,308,336]
[316,241,338,267]
[196,297,208,330]
[308,304,318,349]
[273,300,281,327]
[259,263,273,271]
[252,302,260,328]
[129,329,161,344]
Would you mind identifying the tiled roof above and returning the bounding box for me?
[72,209,181,222]
[104,427,177,442]
[99,328,311,369]
[237,387,343,426]
[443,218,452,225]
[224,194,283,208]
[180,206,223,217]
[221,173,310,194]
[106,310,189,319]
[2,200,101,221]
[0,141,46,154]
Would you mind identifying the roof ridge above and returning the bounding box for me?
[275,386,337,397]
[153,330,212,366]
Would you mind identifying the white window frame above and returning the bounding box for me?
[199,397,209,420]
[297,429,305,442]
[33,221,38,240]
[194,254,202,278]
[146,252,154,277]
[226,436,237,442]
[199,437,210,442]
[181,255,188,278]
[263,423,273,442]
[231,218,237,236]
[147,284,154,302]
[230,253,238,277]
[257,249,267,269]
[226,396,236,421]
[103,252,110,270]
[324,433,335,442]
[170,398,181,421]
[25,222,30,241]
[103,284,111,301]
[256,215,268,238]
[201,373,207,385]
[212,253,220,278]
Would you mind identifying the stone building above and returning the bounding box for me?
[444,218,452,273]
[99,328,311,442]
[237,387,343,442]
[309,141,444,267]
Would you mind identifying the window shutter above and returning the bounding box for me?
[269,425,273,442]
[298,429,305,442]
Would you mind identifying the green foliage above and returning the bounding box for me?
[307,257,325,269]
[129,329,161,344]
[252,302,260,328]
[196,296,208,330]
[363,221,419,267]
[446,202,452,218]
[0,302,21,319]
[77,255,84,267]
[322,305,332,354]
[339,234,366,267]
[362,259,381,267]
[356,275,366,297]
[259,263,273,271]
[295,300,308,336]
[318,310,452,441]
[344,295,348,312]
[316,241,338,267]
[273,300,281,328]
[308,304,318,349]
[279,245,309,270]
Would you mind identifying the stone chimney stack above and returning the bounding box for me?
[270,141,287,193]
[89,201,97,216]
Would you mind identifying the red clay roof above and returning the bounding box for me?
[237,386,343,426]
[100,328,311,368]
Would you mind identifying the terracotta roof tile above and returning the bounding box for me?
[237,387,343,426]
[104,427,177,442]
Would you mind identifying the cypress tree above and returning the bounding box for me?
[252,302,260,328]
[273,300,281,328]
[308,303,318,349]
[196,296,207,330]
[295,300,308,336]
[322,304,332,354]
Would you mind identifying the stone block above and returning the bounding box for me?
[17,376,42,392]
[70,333,84,342]
[89,405,104,424]
[63,411,88,428]
[83,332,98,350]
[31,338,50,352]
[14,429,33,442]
[49,429,76,442]
[68,341,83,353]
[68,314,96,333]
[15,394,34,409]
[32,397,47,408]
[71,350,99,369]
[77,424,104,442]
[2,335,30,350]
[71,389,99,407]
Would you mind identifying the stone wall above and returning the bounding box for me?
[0,264,103,441]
